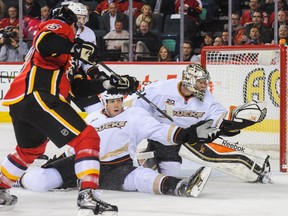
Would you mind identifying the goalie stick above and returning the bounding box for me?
[98,61,174,122]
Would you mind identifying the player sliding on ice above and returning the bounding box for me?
[14,91,218,198]
[133,63,271,184]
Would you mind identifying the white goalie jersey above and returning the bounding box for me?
[133,79,227,128]
[85,107,179,162]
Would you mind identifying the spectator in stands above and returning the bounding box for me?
[103,19,129,61]
[84,3,100,31]
[244,10,272,44]
[175,0,202,40]
[221,31,229,45]
[158,46,171,61]
[118,0,145,18]
[144,0,175,34]
[96,0,119,15]
[100,2,129,33]
[22,0,42,39]
[200,32,213,48]
[260,0,275,17]
[278,24,288,43]
[270,9,288,31]
[244,26,264,45]
[136,4,153,30]
[240,0,268,27]
[144,0,175,18]
[271,24,288,44]
[174,40,199,62]
[260,0,288,17]
[27,5,50,39]
[0,0,6,19]
[122,20,160,60]
[0,6,19,29]
[213,36,223,46]
[231,12,245,45]
[269,0,288,28]
[0,26,29,62]
[23,0,41,18]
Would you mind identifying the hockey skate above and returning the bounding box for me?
[77,189,118,216]
[175,166,212,198]
[257,156,272,184]
[0,189,18,210]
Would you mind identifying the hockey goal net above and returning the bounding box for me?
[201,45,287,172]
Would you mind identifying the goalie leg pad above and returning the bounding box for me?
[179,142,265,182]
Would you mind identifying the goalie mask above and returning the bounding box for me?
[68,2,89,26]
[182,63,210,101]
[101,92,124,117]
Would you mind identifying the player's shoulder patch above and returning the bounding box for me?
[45,23,62,31]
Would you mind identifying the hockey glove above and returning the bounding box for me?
[219,119,254,137]
[174,120,220,144]
[72,38,98,65]
[86,67,109,80]
[109,75,139,95]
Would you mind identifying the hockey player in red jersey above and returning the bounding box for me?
[0,6,138,216]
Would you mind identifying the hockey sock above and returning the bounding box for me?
[160,176,182,195]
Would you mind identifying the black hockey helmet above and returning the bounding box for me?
[49,6,78,26]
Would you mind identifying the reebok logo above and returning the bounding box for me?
[221,140,245,152]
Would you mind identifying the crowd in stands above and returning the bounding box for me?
[0,0,287,62]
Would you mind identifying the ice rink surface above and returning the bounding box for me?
[1,123,288,216]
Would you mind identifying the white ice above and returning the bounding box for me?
[1,123,287,216]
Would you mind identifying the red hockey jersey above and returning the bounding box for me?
[2,19,75,106]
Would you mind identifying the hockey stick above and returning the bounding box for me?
[98,61,174,122]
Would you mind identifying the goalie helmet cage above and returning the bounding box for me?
[201,45,287,172]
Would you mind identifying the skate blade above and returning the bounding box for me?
[190,167,212,198]
[0,204,16,211]
[77,209,118,216]
[261,173,273,184]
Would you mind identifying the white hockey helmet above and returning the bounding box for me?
[100,91,124,114]
[182,63,210,101]
[68,2,89,24]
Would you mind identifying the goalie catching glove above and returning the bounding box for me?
[174,120,220,144]
[108,74,139,95]
[220,100,267,136]
[71,38,98,65]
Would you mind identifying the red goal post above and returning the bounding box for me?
[201,45,287,172]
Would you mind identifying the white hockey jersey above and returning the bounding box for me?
[133,79,227,128]
[85,107,179,162]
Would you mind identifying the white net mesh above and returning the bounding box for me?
[202,46,287,170]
